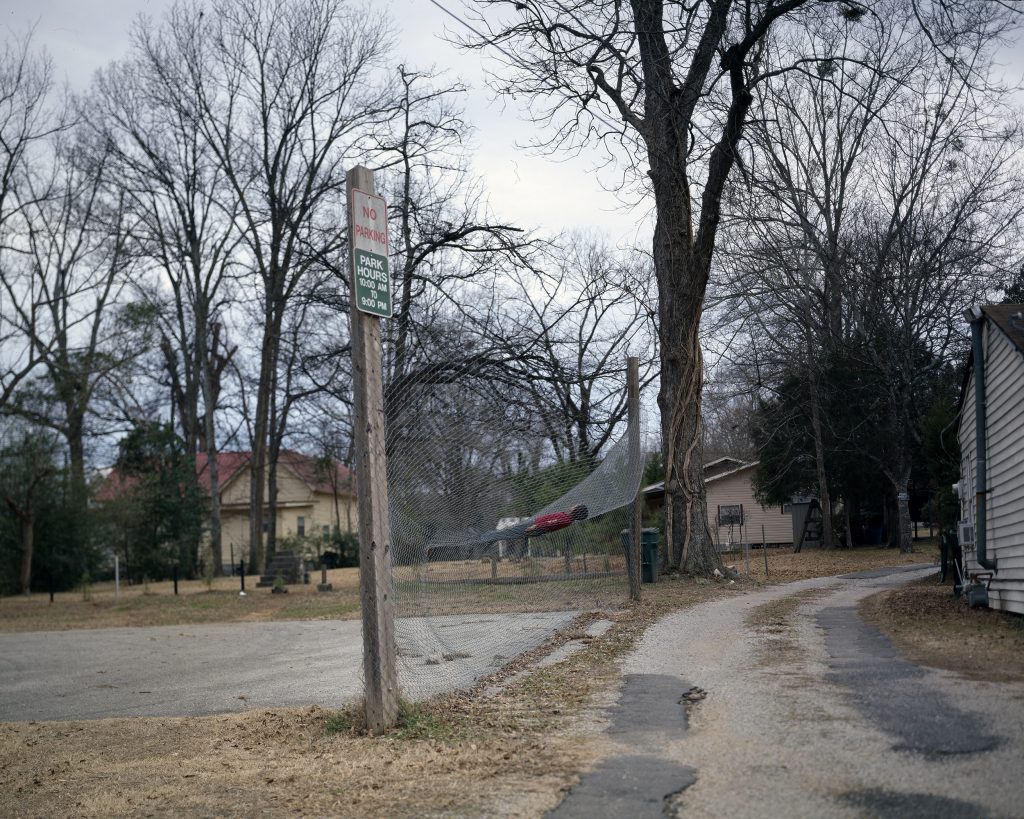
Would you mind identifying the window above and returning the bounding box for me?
[322,525,329,539]
[297,516,305,538]
[718,504,743,526]
[262,519,269,533]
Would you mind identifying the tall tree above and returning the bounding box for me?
[2,129,138,551]
[459,0,851,573]
[91,41,242,573]
[146,0,396,571]
[0,33,66,410]
[0,421,59,594]
[715,0,1022,551]
[458,0,1021,573]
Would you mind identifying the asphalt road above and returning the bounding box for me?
[551,566,1024,819]
[0,611,575,721]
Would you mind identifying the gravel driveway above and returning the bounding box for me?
[556,566,1024,818]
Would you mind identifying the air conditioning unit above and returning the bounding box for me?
[958,520,975,547]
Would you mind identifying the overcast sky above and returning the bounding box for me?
[2,0,649,248]
[3,0,1023,251]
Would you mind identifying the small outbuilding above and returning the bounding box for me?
[958,304,1024,615]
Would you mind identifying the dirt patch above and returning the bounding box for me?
[859,574,1024,683]
[745,586,839,668]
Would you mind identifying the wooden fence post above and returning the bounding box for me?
[348,165,399,734]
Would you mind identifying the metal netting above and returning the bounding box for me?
[384,368,644,699]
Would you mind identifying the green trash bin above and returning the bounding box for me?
[641,528,659,583]
[620,528,660,584]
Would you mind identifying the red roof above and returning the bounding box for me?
[276,449,354,496]
[195,451,251,492]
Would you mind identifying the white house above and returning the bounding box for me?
[958,304,1024,615]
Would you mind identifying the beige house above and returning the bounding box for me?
[704,460,792,547]
[643,457,794,547]
[958,304,1024,615]
[196,450,357,561]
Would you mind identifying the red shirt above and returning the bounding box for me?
[527,511,574,535]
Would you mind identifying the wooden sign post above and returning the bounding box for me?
[347,165,398,734]
[627,356,642,601]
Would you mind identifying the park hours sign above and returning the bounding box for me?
[350,188,392,318]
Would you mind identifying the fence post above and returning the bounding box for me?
[762,524,768,578]
[348,165,399,734]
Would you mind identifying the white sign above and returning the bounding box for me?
[350,188,391,318]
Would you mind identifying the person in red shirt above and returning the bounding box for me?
[524,503,589,536]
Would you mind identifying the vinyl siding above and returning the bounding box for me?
[211,467,357,566]
[706,467,793,546]
[959,319,1024,615]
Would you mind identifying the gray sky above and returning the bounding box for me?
[1,0,649,247]
[3,0,1022,248]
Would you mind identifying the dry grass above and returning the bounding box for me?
[0,544,943,818]
[737,540,938,584]
[0,544,936,634]
[0,568,363,633]
[0,574,743,818]
[859,573,1024,683]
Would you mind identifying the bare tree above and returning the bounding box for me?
[91,36,243,573]
[0,33,66,410]
[457,0,1022,573]
[144,0,397,571]
[718,1,1023,552]
[457,0,860,573]
[378,66,540,387]
[1,130,137,540]
[500,236,658,466]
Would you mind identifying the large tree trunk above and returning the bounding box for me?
[267,450,279,559]
[807,378,835,549]
[198,315,224,576]
[655,237,719,575]
[248,328,275,574]
[65,413,89,572]
[893,473,913,554]
[632,0,754,577]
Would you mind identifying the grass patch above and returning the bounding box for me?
[859,573,1024,683]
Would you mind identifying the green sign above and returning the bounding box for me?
[353,250,391,317]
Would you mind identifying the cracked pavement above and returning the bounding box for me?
[550,566,1024,818]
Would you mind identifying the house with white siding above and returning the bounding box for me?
[642,458,795,546]
[958,304,1024,615]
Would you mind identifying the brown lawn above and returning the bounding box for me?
[0,541,946,818]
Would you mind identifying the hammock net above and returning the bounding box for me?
[383,361,645,699]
